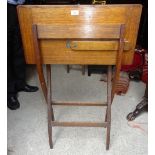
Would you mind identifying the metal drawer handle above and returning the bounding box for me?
[66,40,70,48]
[66,40,78,48]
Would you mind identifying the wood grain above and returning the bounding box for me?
[52,101,108,106]
[70,40,131,51]
[17,5,142,65]
[37,24,121,39]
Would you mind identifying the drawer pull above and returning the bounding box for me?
[70,40,131,51]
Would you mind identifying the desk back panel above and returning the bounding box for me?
[17,5,142,65]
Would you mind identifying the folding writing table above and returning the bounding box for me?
[17,4,142,150]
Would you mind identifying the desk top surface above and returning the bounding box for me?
[17,5,142,65]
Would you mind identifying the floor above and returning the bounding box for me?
[7,65,148,155]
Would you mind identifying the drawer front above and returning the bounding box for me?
[40,40,118,64]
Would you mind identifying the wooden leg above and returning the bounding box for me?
[106,66,112,150]
[106,123,111,150]
[106,25,125,149]
[105,108,107,122]
[111,24,125,103]
[46,65,53,149]
[32,25,47,101]
[67,65,70,73]
[111,66,121,103]
[46,65,55,121]
[111,70,116,102]
[82,65,85,75]
[32,25,54,148]
[36,64,47,102]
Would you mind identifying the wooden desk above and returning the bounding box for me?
[17,5,142,150]
[18,5,142,65]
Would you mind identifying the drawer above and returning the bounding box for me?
[39,40,125,65]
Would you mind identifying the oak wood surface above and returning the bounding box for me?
[37,24,121,39]
[51,121,107,127]
[17,5,142,65]
[70,40,131,51]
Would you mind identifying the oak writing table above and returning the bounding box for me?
[17,4,142,150]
